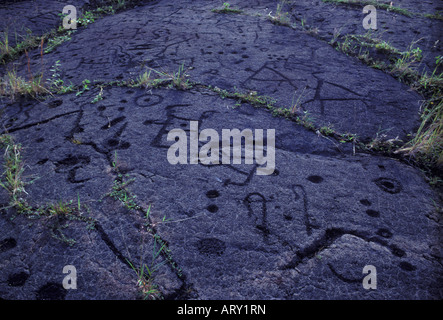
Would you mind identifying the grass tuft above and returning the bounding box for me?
[0,135,28,209]
[268,1,291,26]
[0,135,96,245]
[211,2,243,14]
[322,0,413,17]
[129,63,192,90]
[126,235,166,300]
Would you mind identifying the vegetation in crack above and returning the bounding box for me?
[211,2,243,14]
[254,5,442,185]
[321,0,443,20]
[126,229,167,300]
[329,30,442,177]
[0,135,96,246]
[0,0,134,65]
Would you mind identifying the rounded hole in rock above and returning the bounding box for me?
[206,204,219,213]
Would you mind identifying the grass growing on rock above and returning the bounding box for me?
[267,0,292,26]
[0,28,43,64]
[329,31,443,171]
[126,232,167,300]
[322,0,443,20]
[0,56,76,101]
[397,93,442,170]
[0,135,28,210]
[211,2,243,14]
[107,152,141,211]
[0,134,96,246]
[322,0,413,17]
[128,63,193,90]
[263,5,442,176]
[0,46,51,102]
[0,0,131,65]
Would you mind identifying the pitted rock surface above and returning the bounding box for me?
[0,0,441,300]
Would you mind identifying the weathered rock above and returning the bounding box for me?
[0,0,441,300]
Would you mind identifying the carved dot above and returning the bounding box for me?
[0,237,17,252]
[376,228,393,238]
[360,199,371,206]
[366,209,380,217]
[206,204,219,213]
[197,238,226,256]
[119,142,131,150]
[206,190,220,199]
[399,261,416,272]
[56,155,89,167]
[383,181,394,188]
[307,175,323,183]
[391,245,406,257]
[135,94,163,107]
[36,137,45,143]
[107,139,119,147]
[97,106,106,111]
[36,282,66,300]
[8,272,30,287]
[373,178,402,194]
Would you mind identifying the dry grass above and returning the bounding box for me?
[0,135,30,213]
[397,97,443,169]
[0,39,51,101]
